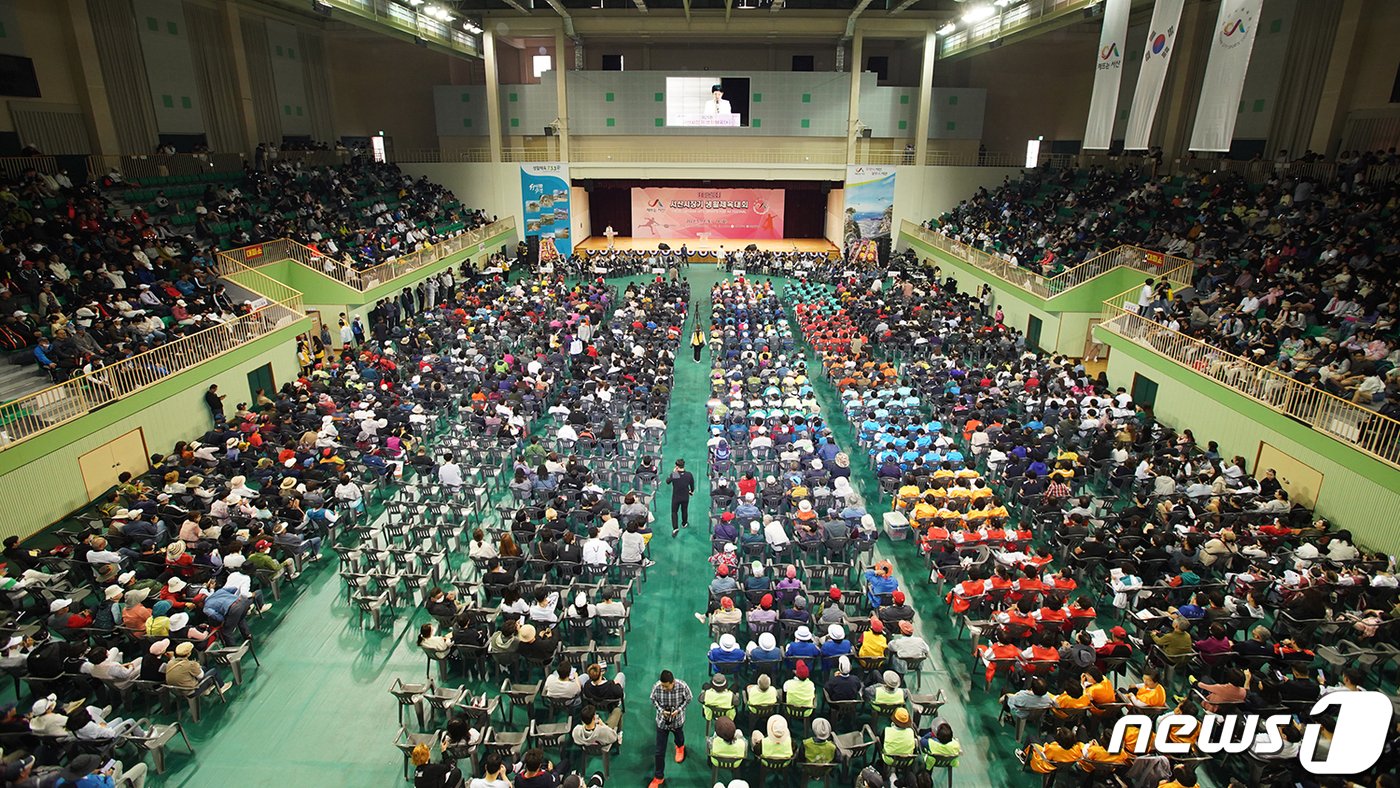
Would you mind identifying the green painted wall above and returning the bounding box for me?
[1100,328,1400,555]
[258,225,519,308]
[0,321,306,538]
[900,230,1157,356]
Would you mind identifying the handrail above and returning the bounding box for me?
[900,219,1194,300]
[274,216,517,292]
[0,156,59,180]
[0,260,305,451]
[1099,288,1400,470]
[87,153,246,182]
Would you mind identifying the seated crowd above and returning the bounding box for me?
[784,264,1400,786]
[932,164,1400,419]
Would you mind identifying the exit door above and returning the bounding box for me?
[1131,373,1158,409]
[248,363,275,402]
[1026,315,1043,352]
[77,429,149,500]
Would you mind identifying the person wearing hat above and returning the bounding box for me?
[700,673,737,721]
[703,595,742,627]
[46,597,93,640]
[745,631,782,663]
[709,563,739,597]
[863,560,900,607]
[800,717,837,764]
[888,619,931,671]
[750,714,793,760]
[164,640,232,695]
[819,624,852,670]
[29,694,67,736]
[826,656,863,702]
[744,672,779,712]
[144,600,174,637]
[782,660,817,712]
[0,754,34,785]
[864,670,908,709]
[876,589,915,633]
[517,622,559,664]
[857,619,889,664]
[880,707,918,764]
[707,634,745,672]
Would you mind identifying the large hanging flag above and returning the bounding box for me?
[1189,0,1264,152]
[1083,0,1132,150]
[1123,0,1186,150]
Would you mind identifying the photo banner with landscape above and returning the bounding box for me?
[843,165,896,248]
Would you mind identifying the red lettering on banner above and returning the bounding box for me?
[245,245,265,259]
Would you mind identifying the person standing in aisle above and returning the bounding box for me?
[666,459,695,536]
[691,325,705,363]
[649,669,691,788]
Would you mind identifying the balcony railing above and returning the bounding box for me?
[0,260,304,451]
[87,153,247,182]
[900,219,1194,300]
[1099,288,1400,470]
[253,216,517,293]
[0,156,60,180]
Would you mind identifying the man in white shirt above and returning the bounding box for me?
[1137,278,1155,308]
[438,454,463,487]
[582,529,613,567]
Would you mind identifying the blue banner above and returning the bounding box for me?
[520,162,572,258]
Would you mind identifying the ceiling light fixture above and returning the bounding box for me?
[936,22,956,35]
[962,4,995,23]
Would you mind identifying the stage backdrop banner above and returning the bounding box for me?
[1189,0,1263,152]
[1123,0,1186,151]
[520,163,573,257]
[630,187,784,240]
[1083,0,1132,150]
[843,165,895,246]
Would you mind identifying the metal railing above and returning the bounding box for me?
[275,150,355,168]
[1168,157,1400,186]
[396,147,1077,168]
[87,153,246,182]
[1099,290,1400,470]
[900,219,1194,299]
[273,216,517,292]
[0,259,305,451]
[941,0,1098,57]
[0,156,59,180]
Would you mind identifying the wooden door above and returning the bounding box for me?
[77,429,149,500]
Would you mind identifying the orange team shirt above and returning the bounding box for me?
[1134,684,1167,707]
[1029,742,1084,773]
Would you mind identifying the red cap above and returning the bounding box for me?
[1110,626,1127,638]
[717,565,729,577]
[254,540,272,551]
[892,590,906,604]
[870,620,884,634]
[828,586,842,601]
[794,659,809,679]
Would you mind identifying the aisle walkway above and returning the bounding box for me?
[145,268,1032,787]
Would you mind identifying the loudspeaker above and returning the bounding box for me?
[861,128,873,139]
[876,236,892,266]
[525,235,540,265]
[544,127,555,137]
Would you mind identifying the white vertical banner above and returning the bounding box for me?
[1189,0,1264,152]
[1083,0,1132,150]
[1123,0,1186,150]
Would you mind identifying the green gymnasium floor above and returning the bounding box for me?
[140,266,1035,787]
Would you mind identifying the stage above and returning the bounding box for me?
[574,236,840,261]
